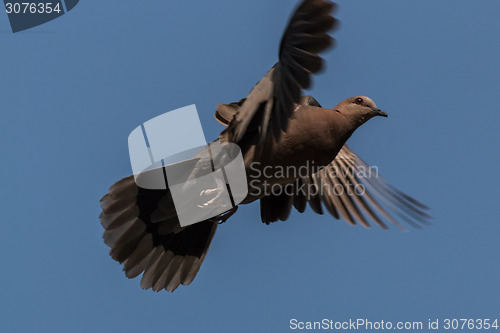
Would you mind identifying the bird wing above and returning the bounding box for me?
[100,176,218,292]
[221,0,337,144]
[215,98,246,126]
[260,145,432,230]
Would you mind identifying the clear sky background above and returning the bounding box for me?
[1,1,499,332]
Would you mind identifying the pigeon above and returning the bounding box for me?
[100,0,430,292]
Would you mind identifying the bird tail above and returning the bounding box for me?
[100,175,218,292]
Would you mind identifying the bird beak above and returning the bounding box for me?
[372,108,388,118]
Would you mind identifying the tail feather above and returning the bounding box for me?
[100,175,218,292]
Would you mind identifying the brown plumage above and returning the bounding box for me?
[100,0,430,292]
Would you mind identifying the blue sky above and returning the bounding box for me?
[0,1,499,332]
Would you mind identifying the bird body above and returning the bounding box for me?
[225,96,386,203]
[240,106,351,183]
[226,103,350,206]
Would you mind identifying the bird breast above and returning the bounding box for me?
[243,106,353,192]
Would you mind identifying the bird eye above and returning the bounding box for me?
[354,97,364,105]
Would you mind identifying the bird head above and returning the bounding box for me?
[335,96,388,126]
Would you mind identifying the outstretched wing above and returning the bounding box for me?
[260,146,431,230]
[222,0,338,144]
[100,176,218,292]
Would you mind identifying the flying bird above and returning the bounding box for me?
[100,0,431,292]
